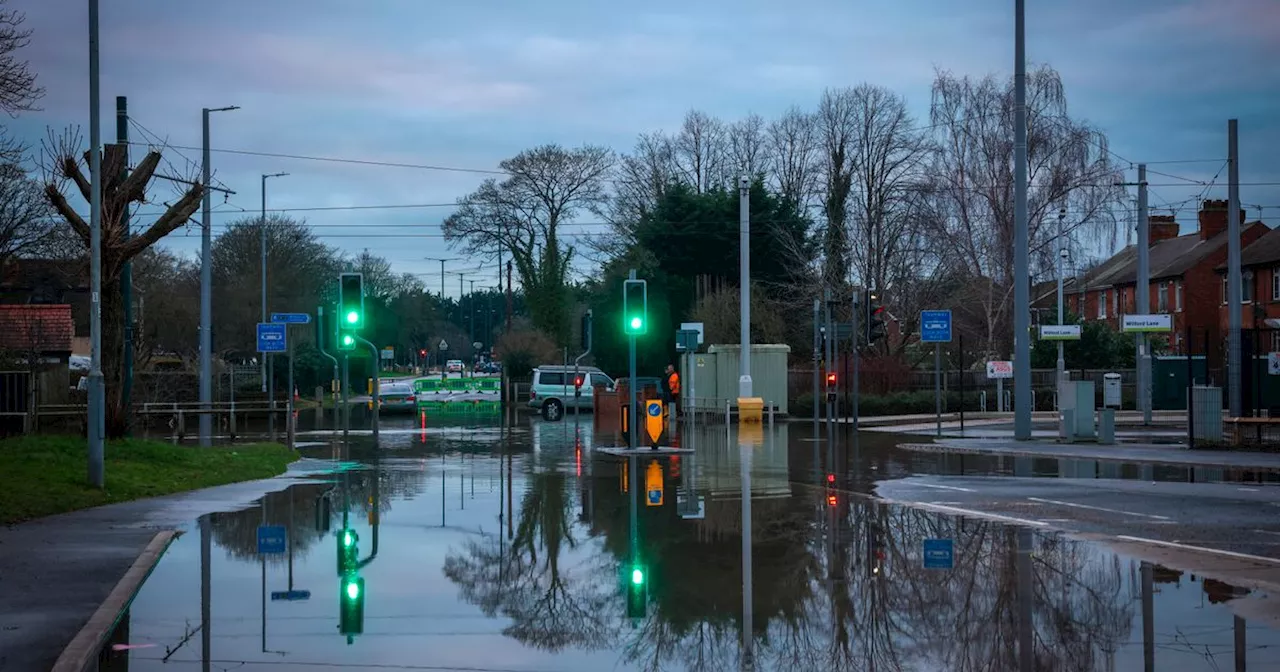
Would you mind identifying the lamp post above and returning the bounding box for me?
[260,172,287,397]
[1056,208,1067,387]
[199,105,239,447]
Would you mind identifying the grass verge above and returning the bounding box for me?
[0,435,298,525]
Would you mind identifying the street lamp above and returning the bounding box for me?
[199,105,239,448]
[1056,208,1067,387]
[261,172,288,397]
[424,257,459,300]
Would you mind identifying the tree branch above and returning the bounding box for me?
[43,183,90,246]
[120,184,202,260]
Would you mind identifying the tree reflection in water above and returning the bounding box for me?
[444,471,620,652]
[438,457,1145,671]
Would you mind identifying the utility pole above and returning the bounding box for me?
[261,172,287,398]
[200,105,238,447]
[738,175,752,398]
[424,257,457,300]
[812,298,819,431]
[1135,165,1151,424]
[1012,0,1032,440]
[1056,208,1066,389]
[506,259,513,333]
[117,96,134,424]
[87,0,104,486]
[1227,119,1242,418]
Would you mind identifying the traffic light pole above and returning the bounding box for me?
[356,335,380,442]
[316,306,340,432]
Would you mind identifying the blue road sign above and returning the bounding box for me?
[271,590,312,601]
[271,312,312,324]
[257,323,286,353]
[648,489,662,505]
[920,310,953,343]
[923,538,954,569]
[257,525,287,554]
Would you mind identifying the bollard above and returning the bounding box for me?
[768,402,774,428]
[725,399,731,425]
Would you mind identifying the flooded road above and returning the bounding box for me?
[108,413,1280,671]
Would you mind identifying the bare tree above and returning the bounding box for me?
[726,113,766,180]
[817,89,858,291]
[766,106,819,209]
[443,143,614,344]
[42,130,204,436]
[673,110,727,193]
[0,0,42,118]
[927,66,1123,356]
[0,161,51,270]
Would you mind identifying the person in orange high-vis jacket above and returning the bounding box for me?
[665,364,681,417]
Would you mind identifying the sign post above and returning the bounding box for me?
[987,361,1014,412]
[270,313,311,448]
[920,310,953,437]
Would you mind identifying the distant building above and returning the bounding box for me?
[0,303,75,405]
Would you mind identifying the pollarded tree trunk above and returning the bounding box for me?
[44,141,204,438]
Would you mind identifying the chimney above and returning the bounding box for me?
[1198,199,1246,241]
[1148,215,1179,246]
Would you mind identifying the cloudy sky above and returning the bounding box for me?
[12,0,1280,296]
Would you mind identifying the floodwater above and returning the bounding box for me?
[105,411,1280,671]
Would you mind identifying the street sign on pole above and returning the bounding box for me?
[271,312,311,324]
[257,525,287,554]
[920,310,952,343]
[257,323,286,353]
[270,590,312,601]
[380,347,394,361]
[921,310,952,437]
[923,538,954,569]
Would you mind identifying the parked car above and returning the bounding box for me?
[527,365,614,420]
[378,382,417,414]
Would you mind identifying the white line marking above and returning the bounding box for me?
[1026,497,1171,520]
[1239,487,1260,492]
[1116,536,1280,566]
[908,502,1048,527]
[913,482,976,493]
[1254,529,1280,537]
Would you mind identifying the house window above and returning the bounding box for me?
[1098,290,1107,318]
[1245,275,1254,303]
[1176,281,1183,312]
[1158,282,1169,312]
[1119,288,1127,315]
[1272,331,1280,353]
[1273,268,1280,301]
[1223,277,1228,304]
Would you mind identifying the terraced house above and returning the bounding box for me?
[1069,200,1266,353]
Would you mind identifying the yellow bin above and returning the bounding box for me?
[737,397,764,424]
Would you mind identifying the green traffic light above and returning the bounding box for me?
[342,334,354,346]
[346,310,359,324]
[345,580,361,600]
[629,316,642,331]
[631,567,644,585]
[342,530,355,547]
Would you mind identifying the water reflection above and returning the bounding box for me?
[118,417,1278,671]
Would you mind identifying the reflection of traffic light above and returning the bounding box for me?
[623,279,647,335]
[825,473,837,507]
[339,574,365,638]
[867,522,885,576]
[865,291,886,345]
[337,527,358,574]
[339,273,365,331]
[626,564,647,618]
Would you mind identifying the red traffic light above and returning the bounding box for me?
[826,473,835,484]
[574,375,584,388]
[419,349,426,356]
[827,494,837,506]
[826,373,837,385]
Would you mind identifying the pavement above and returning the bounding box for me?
[0,458,336,672]
[898,436,1280,470]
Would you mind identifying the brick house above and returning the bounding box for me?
[1068,200,1263,353]
[0,304,75,405]
[1215,226,1280,352]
